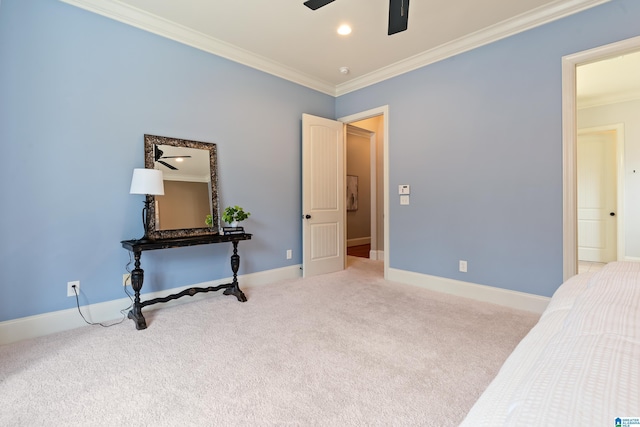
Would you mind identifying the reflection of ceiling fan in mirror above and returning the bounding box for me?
[154,144,191,170]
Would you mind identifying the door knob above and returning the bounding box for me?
[610,212,616,216]
[304,214,311,219]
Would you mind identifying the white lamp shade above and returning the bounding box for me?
[130,168,165,195]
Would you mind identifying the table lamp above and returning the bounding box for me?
[130,168,164,241]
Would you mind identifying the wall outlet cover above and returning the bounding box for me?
[459,260,468,273]
[67,280,80,297]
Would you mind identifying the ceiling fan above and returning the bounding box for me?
[154,145,191,171]
[304,0,409,35]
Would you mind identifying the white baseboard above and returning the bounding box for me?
[0,265,302,346]
[1,265,546,345]
[369,250,384,260]
[347,237,371,247]
[387,268,550,314]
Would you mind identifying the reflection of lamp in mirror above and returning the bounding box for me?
[130,168,164,241]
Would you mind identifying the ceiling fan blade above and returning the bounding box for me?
[161,155,192,159]
[388,0,409,35]
[158,160,178,170]
[154,145,163,162]
[304,0,335,10]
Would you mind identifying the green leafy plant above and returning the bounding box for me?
[222,205,251,224]
[205,214,214,227]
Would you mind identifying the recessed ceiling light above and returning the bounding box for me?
[337,24,352,36]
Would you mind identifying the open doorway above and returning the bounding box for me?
[340,106,389,278]
[345,124,377,260]
[562,36,640,280]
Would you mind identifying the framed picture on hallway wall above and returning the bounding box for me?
[347,175,358,211]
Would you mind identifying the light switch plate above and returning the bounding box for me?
[400,195,410,205]
[399,185,410,195]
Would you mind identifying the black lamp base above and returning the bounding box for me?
[140,200,153,241]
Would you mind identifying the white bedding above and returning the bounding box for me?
[461,262,640,426]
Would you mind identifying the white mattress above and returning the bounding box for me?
[461,262,640,426]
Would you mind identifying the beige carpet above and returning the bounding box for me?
[0,257,539,426]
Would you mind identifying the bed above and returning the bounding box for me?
[461,261,640,426]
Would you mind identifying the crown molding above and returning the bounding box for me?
[578,90,640,109]
[59,0,336,95]
[335,0,611,96]
[60,0,609,98]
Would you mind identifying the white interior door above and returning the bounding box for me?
[302,114,345,277]
[577,130,617,262]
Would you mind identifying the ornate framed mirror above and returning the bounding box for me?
[144,134,219,239]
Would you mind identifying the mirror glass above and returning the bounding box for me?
[144,134,219,239]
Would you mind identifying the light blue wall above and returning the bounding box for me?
[0,0,334,322]
[2,0,640,324]
[336,0,640,297]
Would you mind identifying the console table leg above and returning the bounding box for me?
[223,240,247,302]
[127,250,148,330]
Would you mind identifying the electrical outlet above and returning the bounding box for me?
[123,273,131,287]
[286,249,292,260]
[67,280,80,297]
[459,260,468,273]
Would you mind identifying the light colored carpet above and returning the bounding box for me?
[0,257,539,426]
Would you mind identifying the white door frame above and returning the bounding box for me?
[368,131,378,259]
[577,124,625,263]
[339,106,389,279]
[562,35,640,280]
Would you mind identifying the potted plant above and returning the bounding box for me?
[222,205,250,228]
[205,214,214,228]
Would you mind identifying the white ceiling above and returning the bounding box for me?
[155,145,211,182]
[577,50,640,108]
[62,0,611,96]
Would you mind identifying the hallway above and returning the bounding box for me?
[347,244,370,258]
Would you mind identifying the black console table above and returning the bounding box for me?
[120,234,252,330]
